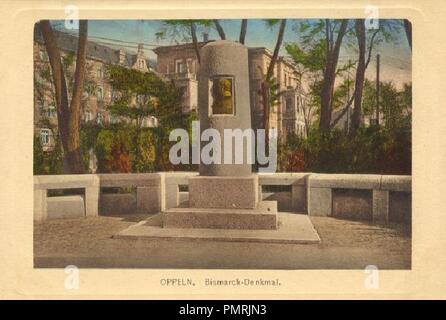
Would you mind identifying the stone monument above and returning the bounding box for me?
[163,40,278,230]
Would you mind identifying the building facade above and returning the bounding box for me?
[153,42,307,142]
[33,28,155,151]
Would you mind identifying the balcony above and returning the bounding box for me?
[166,71,197,81]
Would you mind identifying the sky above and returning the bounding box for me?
[52,19,411,88]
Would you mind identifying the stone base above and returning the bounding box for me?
[114,212,320,244]
[163,201,277,230]
[188,175,258,209]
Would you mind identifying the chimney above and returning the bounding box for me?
[118,49,126,65]
[202,32,209,42]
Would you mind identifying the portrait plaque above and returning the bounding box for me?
[210,76,235,115]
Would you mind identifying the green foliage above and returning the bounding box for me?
[105,64,191,172]
[332,76,354,110]
[264,19,281,29]
[278,73,412,175]
[155,20,212,43]
[361,80,412,128]
[95,126,149,173]
[285,41,326,73]
[278,122,411,175]
[33,136,63,175]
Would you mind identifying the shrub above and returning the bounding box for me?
[278,121,411,175]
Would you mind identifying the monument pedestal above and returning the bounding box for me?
[189,175,259,209]
[163,200,277,230]
[163,175,278,230]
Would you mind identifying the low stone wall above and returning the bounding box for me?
[34,172,411,223]
[307,174,411,223]
[34,175,99,221]
[259,173,310,212]
[100,194,136,215]
[99,173,161,215]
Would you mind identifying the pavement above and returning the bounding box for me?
[34,213,411,269]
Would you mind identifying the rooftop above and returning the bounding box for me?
[153,41,297,70]
[34,26,156,69]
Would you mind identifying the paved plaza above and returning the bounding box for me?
[34,213,411,269]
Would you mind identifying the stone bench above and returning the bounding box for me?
[307,174,411,222]
[34,175,100,221]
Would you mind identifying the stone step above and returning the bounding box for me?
[114,211,320,244]
[163,201,277,230]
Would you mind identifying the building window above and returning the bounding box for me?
[40,129,51,146]
[175,59,185,73]
[110,115,119,124]
[110,89,118,101]
[186,58,193,73]
[84,111,92,122]
[97,87,103,101]
[210,76,234,115]
[38,104,45,115]
[179,86,188,98]
[39,50,46,61]
[136,94,146,106]
[296,97,300,113]
[96,113,103,125]
[47,105,56,118]
[150,116,159,127]
[285,98,292,114]
[97,68,104,79]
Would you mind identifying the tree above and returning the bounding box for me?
[403,19,412,50]
[286,19,353,133]
[213,19,226,40]
[239,19,248,44]
[106,65,186,171]
[350,19,366,133]
[330,20,399,130]
[39,20,88,173]
[319,19,349,132]
[360,79,412,129]
[261,19,287,142]
[286,26,326,135]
